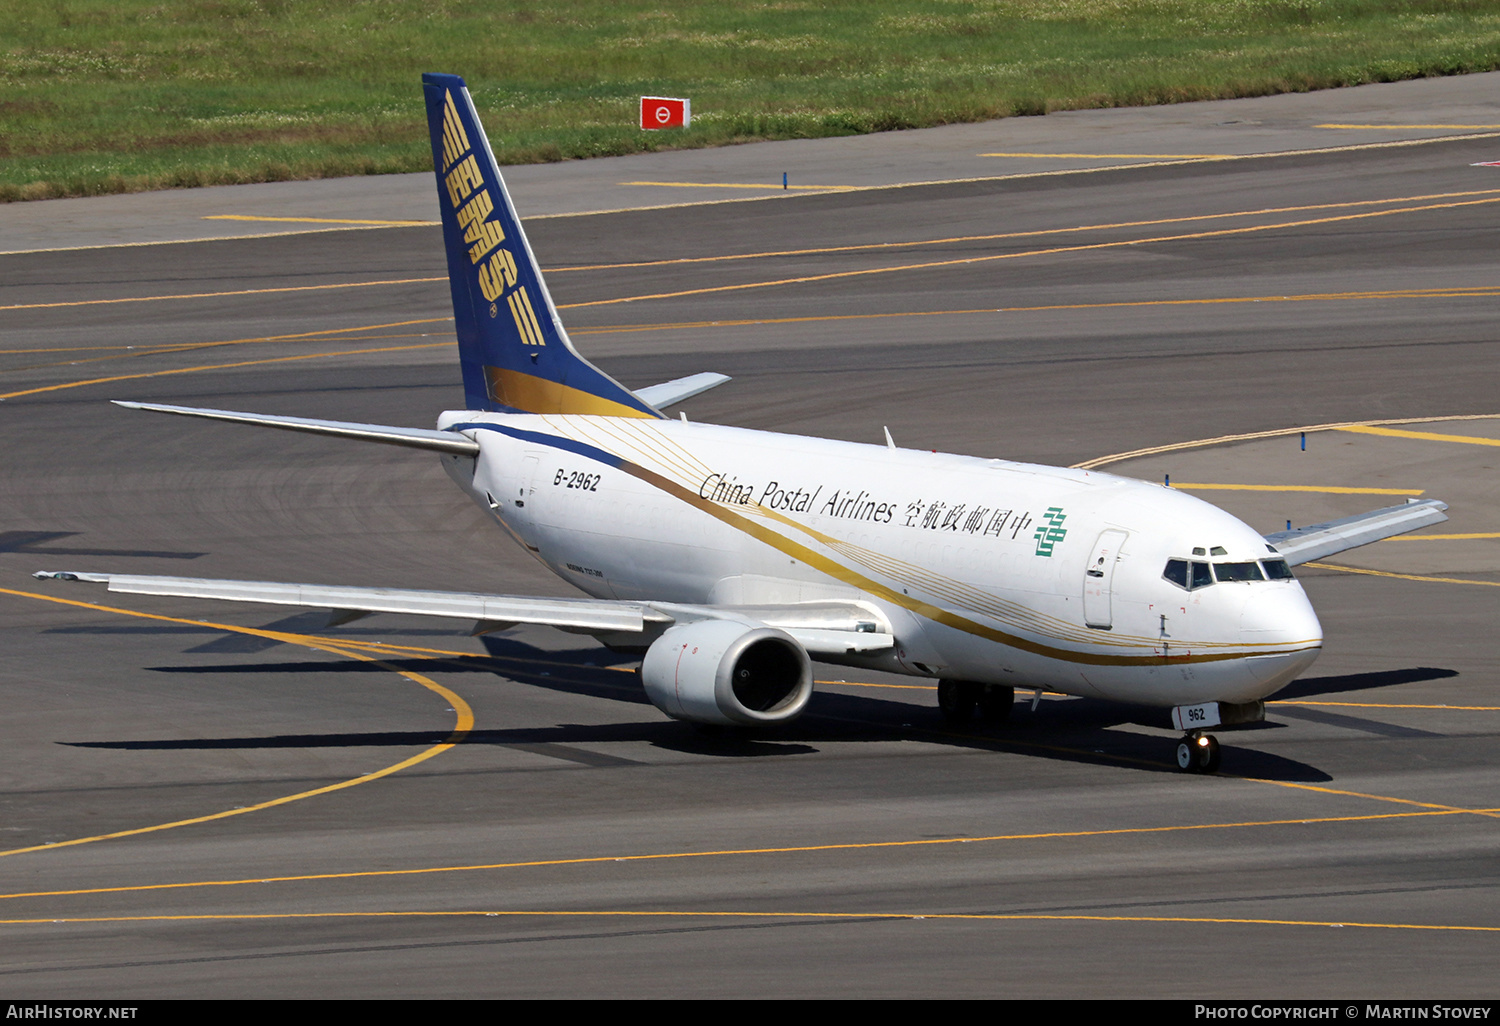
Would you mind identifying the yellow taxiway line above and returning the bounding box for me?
[0,586,473,859]
[0,908,1494,934]
[2,805,1491,902]
[1337,424,1500,447]
[202,214,437,226]
[1170,483,1424,496]
[619,180,854,191]
[1302,562,1500,589]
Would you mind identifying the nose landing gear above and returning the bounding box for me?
[1175,731,1220,773]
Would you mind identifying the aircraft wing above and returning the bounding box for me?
[112,402,480,455]
[1262,498,1448,566]
[31,573,894,656]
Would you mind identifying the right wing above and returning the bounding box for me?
[1263,498,1449,566]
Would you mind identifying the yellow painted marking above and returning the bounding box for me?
[550,189,1500,273]
[12,193,1497,315]
[1302,562,1500,589]
[981,151,1237,159]
[1073,413,1500,470]
[1272,700,1500,711]
[1318,123,1500,131]
[0,331,437,377]
[1171,483,1424,496]
[569,286,1500,335]
[0,587,473,859]
[823,680,935,690]
[4,807,1489,903]
[0,277,445,312]
[0,319,450,356]
[620,181,854,191]
[0,340,449,401]
[0,908,1494,934]
[1253,780,1500,820]
[1387,533,1500,541]
[202,215,437,227]
[558,194,1500,310]
[11,134,1500,256]
[1337,424,1500,447]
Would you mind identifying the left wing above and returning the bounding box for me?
[1263,498,1448,566]
[111,402,481,455]
[32,572,894,657]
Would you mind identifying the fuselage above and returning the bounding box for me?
[437,410,1322,709]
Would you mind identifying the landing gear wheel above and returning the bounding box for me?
[938,679,978,722]
[1198,734,1221,772]
[978,684,1015,724]
[1176,732,1220,773]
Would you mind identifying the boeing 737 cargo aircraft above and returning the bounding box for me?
[38,73,1449,773]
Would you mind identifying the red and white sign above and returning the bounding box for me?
[641,96,690,130]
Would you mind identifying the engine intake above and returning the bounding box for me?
[640,619,813,726]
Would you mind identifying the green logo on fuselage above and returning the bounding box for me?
[1034,507,1067,556]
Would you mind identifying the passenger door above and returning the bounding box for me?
[1083,529,1128,629]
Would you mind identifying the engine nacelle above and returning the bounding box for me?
[640,619,813,727]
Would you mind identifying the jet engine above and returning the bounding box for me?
[640,619,813,727]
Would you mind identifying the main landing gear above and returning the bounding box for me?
[1176,731,1220,773]
[937,680,1014,725]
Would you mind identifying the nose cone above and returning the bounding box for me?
[1240,585,1323,648]
[1236,585,1323,700]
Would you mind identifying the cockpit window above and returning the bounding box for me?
[1163,559,1215,591]
[1262,558,1294,580]
[1214,561,1265,583]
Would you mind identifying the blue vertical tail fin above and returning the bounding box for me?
[422,73,662,419]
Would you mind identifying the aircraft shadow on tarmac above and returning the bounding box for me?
[55,631,1470,783]
[1,530,206,560]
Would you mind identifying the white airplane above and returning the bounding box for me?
[38,73,1448,773]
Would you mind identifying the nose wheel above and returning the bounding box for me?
[1175,731,1220,773]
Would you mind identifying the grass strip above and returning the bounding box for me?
[4,0,1499,201]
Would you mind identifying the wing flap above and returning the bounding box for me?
[1263,498,1449,566]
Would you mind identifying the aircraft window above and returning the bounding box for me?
[1210,546,1228,556]
[1163,559,1189,588]
[1262,559,1294,580]
[1191,561,1213,589]
[1214,561,1265,583]
[1192,547,1206,556]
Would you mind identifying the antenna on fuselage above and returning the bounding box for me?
[883,426,896,450]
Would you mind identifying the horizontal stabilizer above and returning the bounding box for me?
[634,373,731,409]
[1263,498,1448,565]
[112,401,480,456]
